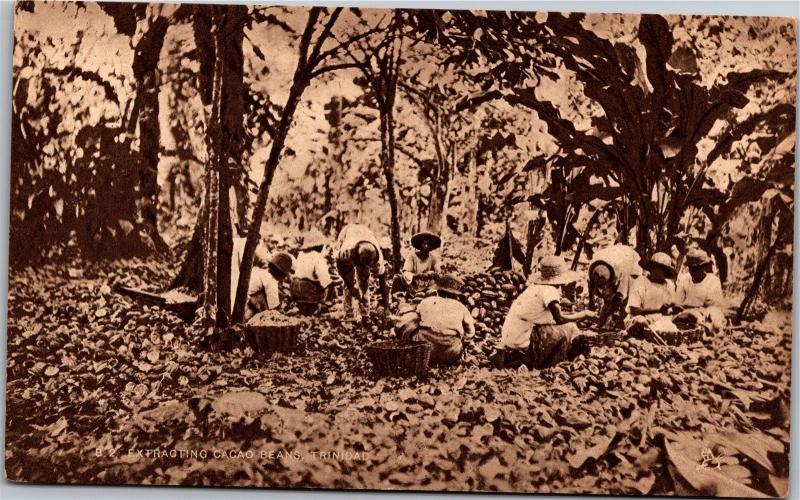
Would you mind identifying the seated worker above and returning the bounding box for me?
[393,231,442,293]
[291,228,334,314]
[335,223,389,322]
[493,255,596,370]
[588,243,643,329]
[230,236,294,320]
[625,252,678,333]
[674,248,727,332]
[413,274,475,365]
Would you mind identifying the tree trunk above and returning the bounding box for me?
[634,196,655,258]
[324,96,344,218]
[200,15,226,327]
[475,195,486,238]
[426,154,453,235]
[169,202,205,293]
[523,217,545,276]
[464,149,478,234]
[736,230,782,323]
[131,16,170,252]
[381,105,402,274]
[232,77,307,323]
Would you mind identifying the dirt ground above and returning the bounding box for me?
[4,243,792,495]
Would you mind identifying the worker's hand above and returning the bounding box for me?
[581,310,597,320]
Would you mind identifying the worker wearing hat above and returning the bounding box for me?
[674,247,727,331]
[493,255,595,370]
[412,274,475,365]
[394,231,442,294]
[625,252,679,332]
[230,235,295,320]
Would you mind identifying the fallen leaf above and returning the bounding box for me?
[568,431,617,469]
[768,474,788,497]
[709,430,776,474]
[664,438,768,498]
[484,406,501,423]
[477,456,503,481]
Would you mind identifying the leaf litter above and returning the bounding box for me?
[4,253,792,494]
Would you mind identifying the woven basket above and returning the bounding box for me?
[577,330,624,348]
[644,326,704,346]
[366,341,432,378]
[244,324,300,354]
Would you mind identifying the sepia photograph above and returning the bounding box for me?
[4,0,797,496]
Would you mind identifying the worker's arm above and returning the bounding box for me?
[402,254,415,282]
[315,255,333,288]
[432,254,442,273]
[463,309,476,337]
[266,278,280,310]
[549,301,596,325]
[378,271,390,316]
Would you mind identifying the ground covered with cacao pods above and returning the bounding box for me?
[4,250,792,496]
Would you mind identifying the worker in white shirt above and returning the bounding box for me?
[674,248,727,332]
[393,231,442,294]
[335,223,389,322]
[493,255,595,370]
[413,274,475,365]
[588,244,643,328]
[290,228,334,315]
[230,236,294,320]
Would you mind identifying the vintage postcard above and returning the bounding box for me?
[5,1,796,495]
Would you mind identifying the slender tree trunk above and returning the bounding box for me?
[324,96,343,217]
[200,16,226,327]
[464,149,478,234]
[736,230,782,323]
[169,202,205,293]
[524,217,545,276]
[132,17,170,252]
[426,150,453,235]
[212,5,247,325]
[381,105,402,274]
[475,196,486,238]
[232,78,307,322]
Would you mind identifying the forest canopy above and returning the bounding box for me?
[10,2,796,318]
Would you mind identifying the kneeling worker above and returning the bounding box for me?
[291,229,334,314]
[231,236,294,320]
[413,274,475,365]
[393,231,442,293]
[493,255,595,370]
[625,251,678,333]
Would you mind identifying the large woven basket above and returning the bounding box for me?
[366,341,432,378]
[244,324,300,354]
[644,326,704,346]
[576,330,624,348]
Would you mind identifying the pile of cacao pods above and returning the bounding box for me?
[461,268,528,339]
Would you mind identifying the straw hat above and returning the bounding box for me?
[268,252,294,278]
[301,229,327,251]
[410,231,442,251]
[435,274,465,297]
[533,255,580,286]
[685,248,712,268]
[643,252,677,279]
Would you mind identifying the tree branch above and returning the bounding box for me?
[309,62,361,79]
[306,7,343,67]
